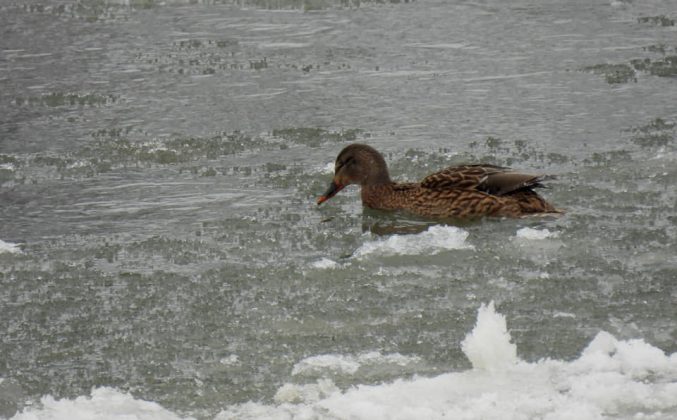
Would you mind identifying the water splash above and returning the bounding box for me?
[461,301,517,371]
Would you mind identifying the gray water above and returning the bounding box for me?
[1,0,676,418]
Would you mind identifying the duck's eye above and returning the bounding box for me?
[336,156,355,172]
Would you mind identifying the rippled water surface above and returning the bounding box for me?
[1,0,676,418]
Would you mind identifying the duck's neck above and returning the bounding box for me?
[360,182,399,210]
[366,167,392,185]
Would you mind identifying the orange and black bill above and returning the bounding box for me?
[317,181,344,205]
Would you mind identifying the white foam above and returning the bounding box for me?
[11,387,193,420]
[354,225,474,258]
[258,42,310,49]
[461,301,517,371]
[217,303,677,420]
[310,257,338,269]
[0,239,22,254]
[406,42,477,50]
[273,379,339,405]
[65,160,89,169]
[292,354,361,376]
[515,227,559,240]
[321,161,334,174]
[219,354,239,366]
[291,352,422,377]
[11,306,677,420]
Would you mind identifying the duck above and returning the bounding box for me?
[317,143,562,219]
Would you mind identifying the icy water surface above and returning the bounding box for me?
[1,0,677,419]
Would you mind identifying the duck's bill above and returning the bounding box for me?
[317,181,344,205]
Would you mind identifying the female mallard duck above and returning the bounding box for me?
[317,143,562,219]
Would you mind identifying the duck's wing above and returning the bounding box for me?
[420,164,549,196]
[420,164,506,190]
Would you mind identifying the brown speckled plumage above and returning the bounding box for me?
[317,143,562,219]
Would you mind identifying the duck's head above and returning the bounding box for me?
[317,143,391,205]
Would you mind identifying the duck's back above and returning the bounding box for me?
[420,164,549,195]
[364,164,561,218]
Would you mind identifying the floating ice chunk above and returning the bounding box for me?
[11,387,192,420]
[310,257,338,269]
[292,352,422,377]
[461,301,518,371]
[274,379,339,404]
[219,354,239,366]
[215,303,677,420]
[319,161,334,174]
[66,160,89,169]
[515,227,559,240]
[577,331,676,379]
[614,338,674,377]
[355,225,473,258]
[553,311,576,319]
[258,42,311,49]
[0,239,21,254]
[356,351,421,367]
[580,331,623,361]
[292,354,361,376]
[17,305,677,420]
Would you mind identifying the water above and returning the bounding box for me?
[1,0,676,418]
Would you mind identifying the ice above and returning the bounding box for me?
[310,257,339,269]
[11,387,193,420]
[0,239,21,254]
[291,352,422,377]
[354,225,474,258]
[219,355,239,366]
[216,303,677,420]
[13,304,677,420]
[461,301,517,371]
[292,354,361,376]
[273,379,339,405]
[515,227,559,240]
[318,161,334,174]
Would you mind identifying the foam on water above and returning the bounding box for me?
[0,239,22,254]
[273,379,340,405]
[219,355,240,366]
[318,161,334,174]
[11,304,677,420]
[515,227,560,240]
[292,354,361,376]
[11,388,193,420]
[216,302,677,420]
[354,225,474,258]
[310,257,339,269]
[291,352,422,377]
[461,301,517,371]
